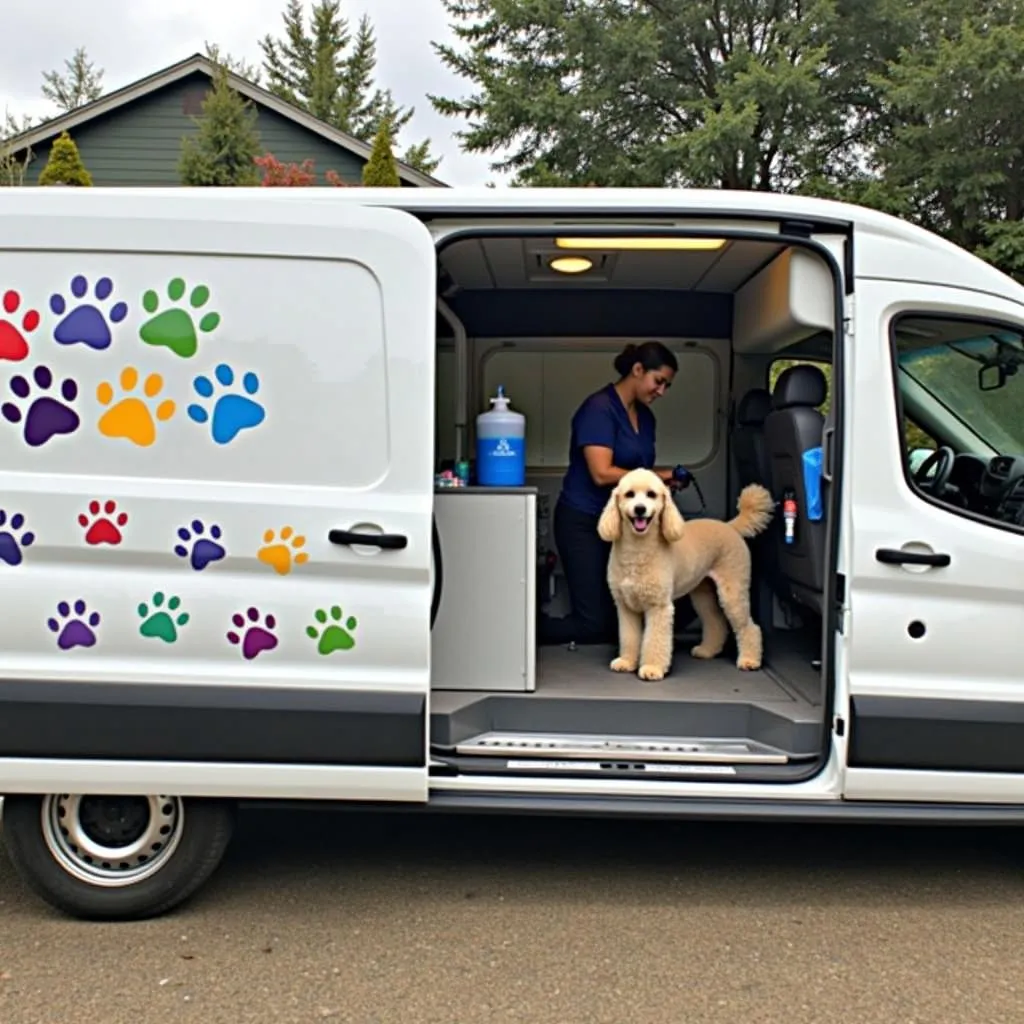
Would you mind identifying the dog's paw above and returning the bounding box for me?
[690,644,719,660]
[638,664,666,682]
[736,655,761,671]
[610,656,637,673]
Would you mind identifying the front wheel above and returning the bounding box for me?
[2,794,236,921]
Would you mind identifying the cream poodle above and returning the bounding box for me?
[597,468,775,682]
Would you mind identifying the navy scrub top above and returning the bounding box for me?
[559,383,657,516]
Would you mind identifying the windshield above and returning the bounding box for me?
[894,317,1024,454]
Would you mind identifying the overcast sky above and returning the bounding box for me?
[0,0,504,185]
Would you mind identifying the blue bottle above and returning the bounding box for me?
[475,385,526,487]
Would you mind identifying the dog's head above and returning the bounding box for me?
[597,468,686,545]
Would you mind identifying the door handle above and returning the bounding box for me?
[329,529,408,551]
[875,547,950,568]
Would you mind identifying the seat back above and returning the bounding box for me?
[732,387,771,486]
[763,365,828,614]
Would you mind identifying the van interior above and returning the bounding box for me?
[427,229,839,781]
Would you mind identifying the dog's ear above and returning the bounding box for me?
[597,489,622,542]
[660,492,686,544]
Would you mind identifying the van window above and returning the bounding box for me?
[480,346,717,467]
[891,313,1024,505]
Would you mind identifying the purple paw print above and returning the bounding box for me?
[227,607,278,660]
[2,365,80,447]
[174,519,226,571]
[50,275,128,351]
[47,599,100,651]
[0,509,34,566]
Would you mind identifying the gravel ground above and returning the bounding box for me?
[1,808,1023,1024]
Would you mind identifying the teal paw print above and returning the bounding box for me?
[306,606,358,655]
[137,591,190,643]
[139,278,220,358]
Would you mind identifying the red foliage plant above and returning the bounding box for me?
[254,152,352,187]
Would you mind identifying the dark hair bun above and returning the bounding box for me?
[613,344,639,377]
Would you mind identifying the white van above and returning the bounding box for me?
[1,185,1023,920]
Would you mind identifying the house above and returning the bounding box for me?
[5,53,446,188]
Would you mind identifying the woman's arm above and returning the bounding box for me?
[582,445,635,487]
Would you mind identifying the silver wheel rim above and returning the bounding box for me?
[41,794,185,887]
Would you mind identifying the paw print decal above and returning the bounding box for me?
[0,289,40,362]
[0,510,35,567]
[174,519,226,571]
[1,365,80,447]
[97,367,175,448]
[306,606,358,655]
[137,592,190,644]
[50,275,128,351]
[187,363,265,445]
[139,277,220,358]
[257,526,309,576]
[227,607,278,660]
[78,499,128,546]
[47,599,100,651]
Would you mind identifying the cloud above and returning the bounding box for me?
[0,0,505,185]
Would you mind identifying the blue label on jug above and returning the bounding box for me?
[476,436,525,485]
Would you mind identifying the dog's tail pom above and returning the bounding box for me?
[730,484,775,538]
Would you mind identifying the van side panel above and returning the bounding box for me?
[0,198,435,797]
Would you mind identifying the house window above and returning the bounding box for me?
[182,90,207,116]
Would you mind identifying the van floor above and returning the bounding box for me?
[430,629,824,759]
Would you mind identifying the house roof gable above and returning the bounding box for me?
[6,53,447,188]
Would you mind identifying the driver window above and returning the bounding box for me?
[891,313,1024,526]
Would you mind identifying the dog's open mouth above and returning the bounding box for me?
[630,515,651,534]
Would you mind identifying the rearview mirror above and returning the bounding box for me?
[979,363,1006,391]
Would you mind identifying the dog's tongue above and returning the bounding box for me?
[632,516,650,533]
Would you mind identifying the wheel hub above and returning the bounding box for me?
[42,794,185,887]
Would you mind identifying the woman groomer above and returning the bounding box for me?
[539,341,680,646]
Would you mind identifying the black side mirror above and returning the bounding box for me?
[979,363,1006,391]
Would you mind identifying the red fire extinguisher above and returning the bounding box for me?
[782,489,797,545]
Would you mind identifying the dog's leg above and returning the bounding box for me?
[712,575,763,671]
[610,603,642,673]
[689,578,729,660]
[638,603,674,681]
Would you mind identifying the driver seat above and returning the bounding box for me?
[763,364,828,614]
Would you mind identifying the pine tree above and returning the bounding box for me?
[204,41,262,85]
[260,0,439,175]
[362,119,401,186]
[38,131,92,186]
[42,47,104,111]
[0,109,33,187]
[179,65,261,186]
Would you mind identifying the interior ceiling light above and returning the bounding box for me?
[555,236,726,251]
[549,255,594,274]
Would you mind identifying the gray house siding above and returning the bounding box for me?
[23,72,379,187]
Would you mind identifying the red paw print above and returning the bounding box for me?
[0,290,41,362]
[79,500,129,546]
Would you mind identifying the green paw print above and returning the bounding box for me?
[306,606,358,655]
[139,278,221,358]
[137,592,190,644]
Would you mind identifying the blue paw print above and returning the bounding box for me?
[50,275,128,351]
[0,509,35,567]
[174,519,226,571]
[187,364,265,445]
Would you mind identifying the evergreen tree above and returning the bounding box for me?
[430,0,909,189]
[0,109,33,187]
[362,119,401,186]
[38,131,92,186]
[42,47,104,111]
[204,41,262,85]
[260,0,439,175]
[179,65,261,186]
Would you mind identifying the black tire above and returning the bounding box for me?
[1,794,236,921]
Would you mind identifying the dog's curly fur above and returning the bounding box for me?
[597,468,775,682]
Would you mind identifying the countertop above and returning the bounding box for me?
[434,486,539,495]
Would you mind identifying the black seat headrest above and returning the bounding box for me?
[772,364,827,411]
[736,388,772,427]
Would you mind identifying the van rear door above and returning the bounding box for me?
[0,193,435,803]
